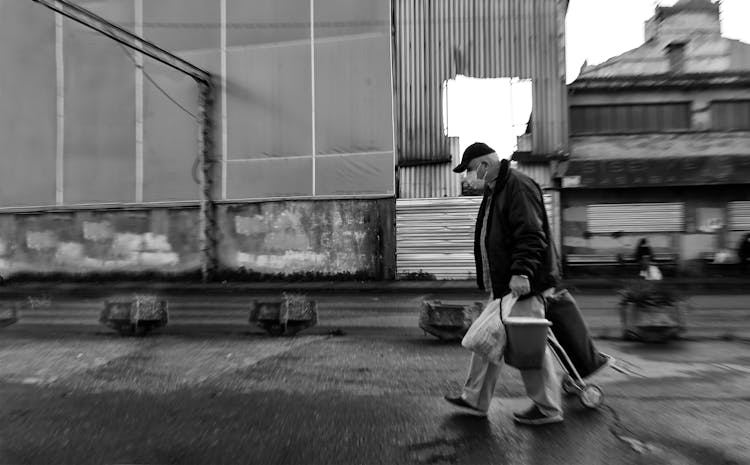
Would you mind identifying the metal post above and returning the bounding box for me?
[198,80,218,283]
[33,0,216,282]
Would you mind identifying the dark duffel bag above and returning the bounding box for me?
[545,289,607,378]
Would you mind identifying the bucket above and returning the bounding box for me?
[504,316,551,369]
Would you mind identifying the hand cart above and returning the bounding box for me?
[547,330,605,409]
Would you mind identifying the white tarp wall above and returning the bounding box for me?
[0,0,395,209]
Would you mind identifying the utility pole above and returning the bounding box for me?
[33,0,218,283]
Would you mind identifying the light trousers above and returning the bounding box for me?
[460,349,562,416]
[460,291,562,416]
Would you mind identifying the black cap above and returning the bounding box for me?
[453,142,495,173]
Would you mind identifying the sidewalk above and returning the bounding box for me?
[0,276,748,298]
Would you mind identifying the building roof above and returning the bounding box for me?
[568,71,750,92]
[569,0,750,82]
[574,38,750,79]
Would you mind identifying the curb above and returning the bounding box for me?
[1,277,749,298]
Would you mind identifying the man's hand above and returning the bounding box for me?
[509,275,530,297]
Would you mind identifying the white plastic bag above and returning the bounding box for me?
[461,294,518,363]
[646,264,662,281]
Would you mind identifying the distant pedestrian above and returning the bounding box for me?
[635,238,653,277]
[738,233,750,273]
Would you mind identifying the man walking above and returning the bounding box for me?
[444,142,564,425]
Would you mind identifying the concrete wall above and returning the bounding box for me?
[0,199,395,279]
[217,199,394,278]
[0,209,198,275]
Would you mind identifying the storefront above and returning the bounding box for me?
[560,155,750,274]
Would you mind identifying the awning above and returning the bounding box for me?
[561,155,750,189]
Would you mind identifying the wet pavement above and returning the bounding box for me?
[2,313,750,465]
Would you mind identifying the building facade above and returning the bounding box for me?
[0,0,569,281]
[0,0,396,280]
[394,0,569,279]
[560,0,750,275]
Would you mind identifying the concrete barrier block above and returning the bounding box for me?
[419,300,482,341]
[249,293,317,336]
[0,302,19,328]
[100,294,168,336]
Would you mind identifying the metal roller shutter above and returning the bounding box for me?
[729,201,750,230]
[396,197,481,280]
[587,203,684,233]
[396,194,557,280]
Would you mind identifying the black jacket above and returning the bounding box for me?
[635,245,653,262]
[474,159,559,298]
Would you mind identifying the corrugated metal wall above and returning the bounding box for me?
[393,0,568,164]
[396,191,559,279]
[399,164,460,198]
[396,196,481,279]
[729,201,750,230]
[398,137,461,198]
[515,162,552,189]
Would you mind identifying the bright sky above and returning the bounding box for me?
[444,77,532,159]
[447,0,750,160]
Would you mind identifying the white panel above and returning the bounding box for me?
[729,201,750,230]
[396,196,481,279]
[587,203,685,233]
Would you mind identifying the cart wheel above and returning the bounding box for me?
[562,375,579,396]
[579,384,604,409]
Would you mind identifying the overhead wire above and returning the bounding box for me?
[116,43,202,184]
[117,43,197,120]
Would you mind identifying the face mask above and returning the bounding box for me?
[463,170,478,182]
[476,162,488,181]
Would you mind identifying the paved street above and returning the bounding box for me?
[1,291,749,465]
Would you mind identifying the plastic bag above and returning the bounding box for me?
[461,294,518,363]
[646,264,662,281]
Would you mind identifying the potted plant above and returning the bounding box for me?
[617,280,687,342]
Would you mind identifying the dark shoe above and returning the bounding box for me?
[444,395,487,416]
[513,405,563,425]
